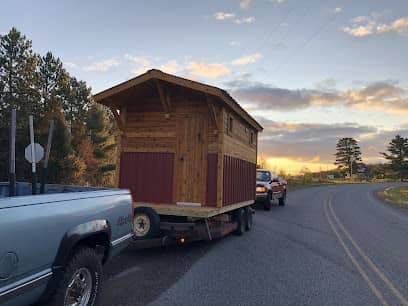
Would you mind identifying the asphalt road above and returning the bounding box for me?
[101,183,408,306]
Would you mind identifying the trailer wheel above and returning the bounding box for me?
[133,207,160,239]
[279,192,286,206]
[234,208,246,236]
[244,207,253,231]
[263,192,272,211]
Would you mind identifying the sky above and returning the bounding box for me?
[1,0,408,174]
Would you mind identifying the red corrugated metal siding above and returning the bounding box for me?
[206,153,218,207]
[119,152,174,204]
[223,155,256,205]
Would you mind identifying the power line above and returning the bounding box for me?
[272,12,340,73]
[263,0,318,54]
[254,2,298,53]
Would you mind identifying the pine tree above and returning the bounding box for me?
[0,28,39,181]
[381,135,408,182]
[37,51,69,114]
[334,137,362,177]
[0,28,117,186]
[86,103,117,186]
[0,27,39,122]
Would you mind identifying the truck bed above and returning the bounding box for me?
[133,200,254,218]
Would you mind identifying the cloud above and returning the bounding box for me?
[227,80,340,110]
[187,61,231,79]
[231,53,262,66]
[124,54,150,66]
[158,60,181,74]
[124,55,181,75]
[83,58,118,72]
[270,0,287,3]
[333,7,343,14]
[229,41,239,46]
[240,0,251,10]
[226,78,408,114]
[64,62,79,69]
[235,17,256,24]
[213,12,235,20]
[342,15,408,37]
[213,12,255,25]
[256,117,379,163]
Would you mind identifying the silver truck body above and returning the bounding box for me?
[0,183,133,306]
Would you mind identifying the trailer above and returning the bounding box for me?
[94,69,263,246]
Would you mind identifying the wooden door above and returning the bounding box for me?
[174,112,208,205]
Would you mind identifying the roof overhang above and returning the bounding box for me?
[93,69,263,132]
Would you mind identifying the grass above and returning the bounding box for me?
[381,186,408,207]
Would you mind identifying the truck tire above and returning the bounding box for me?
[263,192,272,211]
[133,207,160,239]
[46,247,102,306]
[279,192,286,206]
[234,208,246,236]
[244,207,253,231]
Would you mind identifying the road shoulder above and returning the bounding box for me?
[376,186,408,209]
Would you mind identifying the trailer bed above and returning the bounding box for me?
[133,200,254,218]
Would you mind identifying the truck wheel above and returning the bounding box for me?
[234,208,246,236]
[244,207,253,231]
[263,192,272,211]
[47,247,102,306]
[133,207,160,239]
[279,192,286,206]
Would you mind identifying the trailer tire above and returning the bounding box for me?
[263,192,272,211]
[234,208,246,236]
[244,207,253,231]
[133,207,160,239]
[279,192,286,206]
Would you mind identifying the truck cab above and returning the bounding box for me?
[256,169,287,211]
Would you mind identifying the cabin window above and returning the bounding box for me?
[250,132,254,145]
[228,115,234,134]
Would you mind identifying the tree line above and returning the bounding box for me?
[335,135,408,181]
[0,28,117,186]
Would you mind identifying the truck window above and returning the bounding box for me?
[257,171,271,182]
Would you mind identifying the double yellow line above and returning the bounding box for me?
[324,193,408,306]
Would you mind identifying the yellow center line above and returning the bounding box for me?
[324,198,389,306]
[328,195,408,306]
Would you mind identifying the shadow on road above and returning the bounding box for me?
[100,239,217,306]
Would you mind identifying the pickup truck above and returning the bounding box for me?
[256,169,287,211]
[0,182,133,306]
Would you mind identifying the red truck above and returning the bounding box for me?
[256,169,287,210]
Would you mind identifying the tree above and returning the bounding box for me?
[381,135,408,182]
[334,137,362,177]
[37,51,69,114]
[0,28,39,181]
[86,104,117,186]
[0,28,39,121]
[0,27,117,187]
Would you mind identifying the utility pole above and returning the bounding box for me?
[9,109,16,196]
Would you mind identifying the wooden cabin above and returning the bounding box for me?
[94,70,263,217]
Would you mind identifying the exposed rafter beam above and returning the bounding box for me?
[109,106,124,131]
[206,95,219,131]
[155,79,170,114]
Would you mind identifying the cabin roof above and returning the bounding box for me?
[93,69,263,132]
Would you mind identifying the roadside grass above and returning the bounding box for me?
[286,177,395,191]
[380,186,408,207]
[287,178,362,191]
